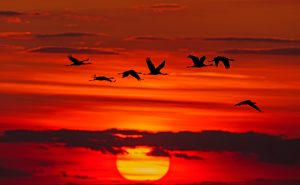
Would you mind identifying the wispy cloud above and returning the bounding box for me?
[1,129,300,164]
[0,92,230,117]
[0,11,23,23]
[0,31,108,42]
[0,11,23,17]
[222,48,300,56]
[59,171,94,180]
[0,10,104,24]
[173,153,204,160]
[29,46,120,55]
[134,3,186,12]
[0,32,32,39]
[36,32,108,39]
[205,37,300,43]
[124,36,170,41]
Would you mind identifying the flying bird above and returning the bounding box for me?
[119,70,143,81]
[209,56,234,69]
[187,55,213,68]
[146,57,167,75]
[66,55,91,66]
[235,100,262,112]
[90,75,116,82]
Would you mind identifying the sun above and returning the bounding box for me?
[116,146,170,182]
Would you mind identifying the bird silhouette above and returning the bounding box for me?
[209,56,234,69]
[187,55,213,68]
[90,75,116,82]
[119,70,143,81]
[146,57,167,75]
[65,55,91,66]
[235,100,262,112]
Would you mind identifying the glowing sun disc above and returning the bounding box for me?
[116,147,170,181]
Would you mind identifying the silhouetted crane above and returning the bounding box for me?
[146,57,167,75]
[235,100,262,112]
[90,75,116,82]
[187,55,213,68]
[209,56,234,69]
[66,55,91,66]
[119,70,143,81]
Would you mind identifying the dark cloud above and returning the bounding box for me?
[0,10,47,24]
[205,37,300,43]
[0,166,31,178]
[60,171,93,180]
[125,36,170,41]
[147,147,170,157]
[0,11,23,17]
[222,48,300,56]
[36,32,107,39]
[29,46,119,55]
[73,174,92,180]
[0,12,23,23]
[246,179,300,185]
[173,153,204,160]
[135,4,186,12]
[147,147,204,160]
[1,129,300,165]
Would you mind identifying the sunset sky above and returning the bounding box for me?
[1,1,300,185]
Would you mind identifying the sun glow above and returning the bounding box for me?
[116,147,170,181]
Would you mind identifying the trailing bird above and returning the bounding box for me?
[209,56,234,69]
[187,55,213,68]
[66,55,91,66]
[235,100,262,112]
[146,57,167,75]
[119,70,143,81]
[90,75,116,82]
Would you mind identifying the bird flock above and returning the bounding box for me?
[65,54,262,112]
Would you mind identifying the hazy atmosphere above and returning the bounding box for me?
[1,1,300,184]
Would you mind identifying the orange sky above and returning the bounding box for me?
[1,1,300,184]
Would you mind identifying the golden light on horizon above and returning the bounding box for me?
[116,146,170,182]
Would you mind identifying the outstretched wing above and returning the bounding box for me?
[129,71,142,80]
[214,60,219,67]
[199,56,206,65]
[68,56,80,64]
[235,100,251,106]
[156,60,166,72]
[122,71,130,78]
[188,55,200,65]
[248,102,262,112]
[146,57,156,73]
[222,59,230,69]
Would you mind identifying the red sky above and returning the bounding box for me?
[0,1,300,184]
